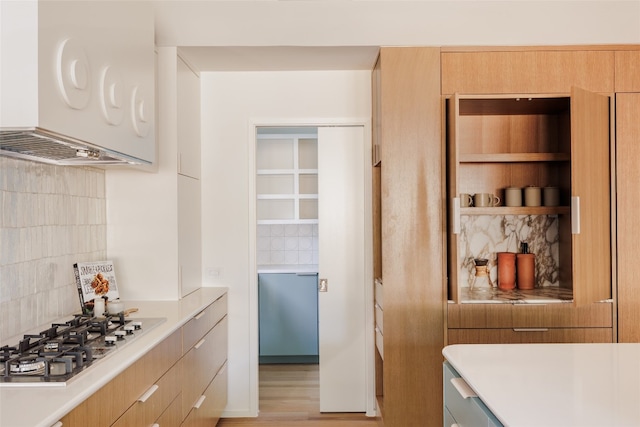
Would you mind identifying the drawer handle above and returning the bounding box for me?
[450,378,477,399]
[375,302,383,311]
[138,384,159,402]
[513,328,549,332]
[194,338,206,349]
[194,395,207,409]
[152,424,160,427]
[51,423,63,427]
[194,310,206,320]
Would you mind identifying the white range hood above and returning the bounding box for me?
[0,1,155,166]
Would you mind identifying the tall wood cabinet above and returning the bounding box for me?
[614,49,640,342]
[373,47,445,427]
[441,47,618,346]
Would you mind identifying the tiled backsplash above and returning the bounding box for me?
[0,157,107,342]
[458,214,560,288]
[257,224,319,265]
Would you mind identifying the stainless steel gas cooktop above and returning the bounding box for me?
[0,313,165,387]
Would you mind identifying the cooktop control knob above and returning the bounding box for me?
[124,325,135,334]
[114,331,126,340]
[104,336,117,346]
[131,321,142,330]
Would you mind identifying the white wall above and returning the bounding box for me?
[201,70,371,416]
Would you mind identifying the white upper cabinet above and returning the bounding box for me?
[177,55,201,179]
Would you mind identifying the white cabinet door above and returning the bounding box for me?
[179,174,202,297]
[317,126,367,412]
[177,55,201,179]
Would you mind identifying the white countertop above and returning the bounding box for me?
[443,343,640,427]
[257,264,318,274]
[0,287,227,427]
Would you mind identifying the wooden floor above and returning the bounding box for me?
[217,364,379,426]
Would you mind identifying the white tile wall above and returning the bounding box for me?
[0,157,107,342]
[256,223,319,265]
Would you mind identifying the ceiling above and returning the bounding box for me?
[178,46,381,72]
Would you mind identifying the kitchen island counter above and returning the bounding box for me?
[443,343,640,427]
[0,287,228,427]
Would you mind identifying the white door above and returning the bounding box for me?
[317,126,367,412]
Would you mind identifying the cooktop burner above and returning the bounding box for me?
[0,313,165,386]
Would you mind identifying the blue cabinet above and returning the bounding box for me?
[443,362,503,427]
[258,273,319,363]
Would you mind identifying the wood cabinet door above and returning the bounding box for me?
[616,93,640,342]
[441,50,614,95]
[569,87,612,306]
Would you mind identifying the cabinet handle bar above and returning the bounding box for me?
[194,395,207,409]
[138,384,159,402]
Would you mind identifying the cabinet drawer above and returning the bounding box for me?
[182,363,228,427]
[444,362,502,427]
[448,304,512,329]
[155,393,183,426]
[111,358,182,427]
[511,302,612,328]
[183,293,228,351]
[375,303,383,334]
[448,327,612,344]
[182,316,228,420]
[60,329,182,427]
[448,302,613,329]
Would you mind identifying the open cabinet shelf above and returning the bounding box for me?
[448,88,612,306]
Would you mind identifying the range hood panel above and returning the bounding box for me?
[0,1,155,166]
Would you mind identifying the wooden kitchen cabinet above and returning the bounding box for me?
[447,88,612,306]
[59,329,182,427]
[182,294,228,423]
[616,92,640,343]
[615,51,640,92]
[441,49,614,95]
[59,292,229,427]
[182,363,228,427]
[373,47,445,427]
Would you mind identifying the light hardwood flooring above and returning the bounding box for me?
[217,364,379,426]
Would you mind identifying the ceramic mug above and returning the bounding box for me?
[543,186,560,207]
[473,193,500,207]
[524,186,542,207]
[460,193,473,207]
[504,187,523,207]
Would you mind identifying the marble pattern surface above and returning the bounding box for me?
[459,214,559,289]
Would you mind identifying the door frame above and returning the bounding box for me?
[247,117,375,417]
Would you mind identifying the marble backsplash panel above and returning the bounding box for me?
[458,215,559,289]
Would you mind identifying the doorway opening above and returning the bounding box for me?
[255,126,320,411]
